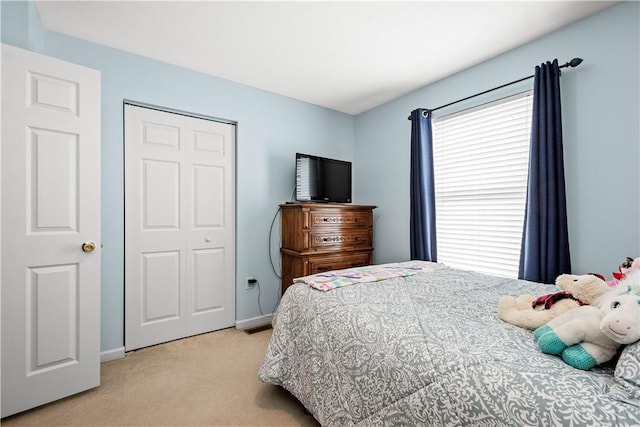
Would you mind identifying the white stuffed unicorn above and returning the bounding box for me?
[534,269,640,370]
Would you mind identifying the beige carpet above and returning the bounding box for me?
[1,328,319,427]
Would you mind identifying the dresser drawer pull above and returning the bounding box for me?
[315,234,367,245]
[315,216,363,225]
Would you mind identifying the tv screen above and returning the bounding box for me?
[295,153,352,203]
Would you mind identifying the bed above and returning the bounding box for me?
[258,262,640,426]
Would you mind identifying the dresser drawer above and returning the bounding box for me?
[308,252,372,274]
[307,209,372,229]
[307,229,372,251]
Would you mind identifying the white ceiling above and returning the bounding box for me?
[35,1,616,115]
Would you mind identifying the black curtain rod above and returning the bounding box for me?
[408,58,583,120]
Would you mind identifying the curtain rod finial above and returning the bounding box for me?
[569,58,583,67]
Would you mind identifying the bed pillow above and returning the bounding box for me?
[608,341,640,406]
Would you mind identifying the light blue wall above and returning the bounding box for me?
[0,0,43,52]
[355,1,640,277]
[4,1,639,354]
[2,1,356,353]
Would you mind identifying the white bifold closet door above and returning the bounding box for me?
[124,104,235,351]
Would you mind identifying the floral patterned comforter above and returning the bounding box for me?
[258,266,640,426]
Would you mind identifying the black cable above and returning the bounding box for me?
[263,185,295,316]
[258,206,284,316]
[256,279,265,317]
[268,207,282,280]
[290,184,297,202]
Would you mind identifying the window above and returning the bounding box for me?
[432,91,532,278]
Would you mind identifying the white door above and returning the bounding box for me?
[124,104,235,351]
[1,44,101,417]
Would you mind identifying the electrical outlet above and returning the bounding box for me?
[246,277,257,290]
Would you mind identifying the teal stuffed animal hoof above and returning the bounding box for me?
[533,325,552,342]
[535,328,567,355]
[561,345,597,370]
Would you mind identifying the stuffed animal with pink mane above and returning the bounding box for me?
[535,269,640,370]
[608,256,640,286]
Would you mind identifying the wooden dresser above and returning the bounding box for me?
[280,203,376,294]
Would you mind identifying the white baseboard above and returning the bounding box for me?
[235,314,273,330]
[101,346,125,363]
[99,318,272,362]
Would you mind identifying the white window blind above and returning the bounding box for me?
[432,91,532,278]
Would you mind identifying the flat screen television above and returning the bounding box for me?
[295,153,352,203]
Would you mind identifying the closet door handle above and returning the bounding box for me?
[82,241,97,253]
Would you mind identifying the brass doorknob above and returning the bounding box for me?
[82,241,97,253]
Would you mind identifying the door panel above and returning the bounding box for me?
[193,165,224,227]
[185,117,235,336]
[142,251,181,322]
[2,44,101,418]
[143,160,181,229]
[29,264,79,369]
[193,248,224,312]
[125,105,235,351]
[30,128,79,230]
[125,107,186,349]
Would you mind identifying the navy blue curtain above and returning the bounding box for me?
[519,59,571,283]
[410,109,437,261]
